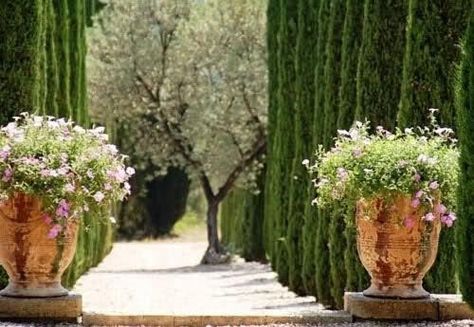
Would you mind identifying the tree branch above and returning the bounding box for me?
[215,136,266,202]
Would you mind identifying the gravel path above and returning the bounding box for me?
[73,241,332,316]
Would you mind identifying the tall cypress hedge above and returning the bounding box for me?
[396,0,471,294]
[320,0,347,309]
[286,0,318,296]
[456,9,474,308]
[337,0,369,293]
[398,1,471,129]
[0,1,44,124]
[263,0,281,267]
[299,0,320,297]
[355,0,407,131]
[271,0,298,286]
[311,0,332,306]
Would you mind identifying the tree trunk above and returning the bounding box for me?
[201,199,229,264]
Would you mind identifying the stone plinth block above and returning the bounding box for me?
[437,294,474,320]
[0,293,81,322]
[345,292,474,321]
[344,292,438,321]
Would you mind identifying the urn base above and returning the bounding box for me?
[0,281,69,298]
[363,281,429,299]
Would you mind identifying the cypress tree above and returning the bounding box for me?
[54,0,71,120]
[355,0,407,131]
[398,1,471,129]
[287,0,318,296]
[337,0,369,293]
[45,0,59,117]
[0,1,44,124]
[310,0,332,306]
[273,0,298,286]
[456,9,474,307]
[397,0,471,294]
[263,0,281,265]
[319,0,347,308]
[241,170,266,263]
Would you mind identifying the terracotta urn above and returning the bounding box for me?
[356,195,441,299]
[0,193,78,297]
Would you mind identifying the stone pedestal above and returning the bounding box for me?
[0,293,81,322]
[345,292,474,321]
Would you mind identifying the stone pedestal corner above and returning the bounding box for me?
[344,292,474,321]
[0,293,82,322]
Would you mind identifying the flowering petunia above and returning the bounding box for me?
[423,212,435,222]
[47,224,62,239]
[411,198,420,208]
[56,199,70,218]
[415,190,424,198]
[2,168,12,182]
[434,203,447,215]
[441,212,457,227]
[93,191,105,203]
[429,181,439,190]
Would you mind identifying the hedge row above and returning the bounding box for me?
[0,0,112,290]
[221,0,470,309]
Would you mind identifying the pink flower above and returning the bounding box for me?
[337,167,349,182]
[415,190,424,199]
[441,212,457,227]
[434,204,447,215]
[47,224,62,239]
[411,198,420,208]
[0,145,11,160]
[104,183,112,191]
[93,191,105,203]
[352,148,362,158]
[423,212,435,222]
[2,168,12,182]
[413,173,421,182]
[429,181,439,190]
[56,199,70,218]
[403,216,416,229]
[108,168,127,183]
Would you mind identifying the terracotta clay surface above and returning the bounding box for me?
[356,195,441,299]
[0,193,78,297]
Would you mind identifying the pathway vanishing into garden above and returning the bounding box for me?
[73,239,348,325]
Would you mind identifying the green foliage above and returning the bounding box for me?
[310,0,332,306]
[263,0,281,268]
[221,180,266,263]
[268,0,298,286]
[337,0,369,294]
[355,0,407,131]
[0,0,112,290]
[456,10,474,308]
[398,0,471,129]
[117,167,189,240]
[320,0,346,309]
[286,0,319,297]
[312,121,458,215]
[0,0,44,124]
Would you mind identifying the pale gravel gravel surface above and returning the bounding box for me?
[73,241,332,316]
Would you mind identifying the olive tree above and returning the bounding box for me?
[88,0,267,263]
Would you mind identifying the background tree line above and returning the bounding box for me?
[221,0,472,309]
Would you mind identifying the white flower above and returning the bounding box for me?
[126,167,136,176]
[110,217,117,224]
[93,191,105,203]
[64,183,75,193]
[73,126,86,134]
